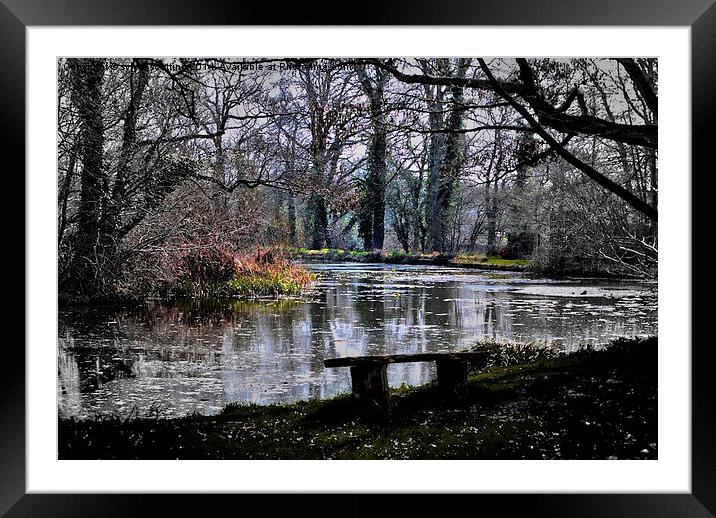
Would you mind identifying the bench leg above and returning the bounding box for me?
[436,359,469,399]
[350,364,391,417]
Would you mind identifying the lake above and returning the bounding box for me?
[58,262,657,419]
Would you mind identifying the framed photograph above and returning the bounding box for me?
[7,0,713,514]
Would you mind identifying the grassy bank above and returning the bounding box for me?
[290,248,529,271]
[59,336,656,460]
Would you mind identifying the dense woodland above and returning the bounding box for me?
[57,57,658,297]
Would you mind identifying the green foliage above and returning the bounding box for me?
[453,252,489,264]
[455,253,530,268]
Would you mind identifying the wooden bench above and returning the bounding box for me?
[324,351,489,417]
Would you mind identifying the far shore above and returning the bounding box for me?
[289,248,648,280]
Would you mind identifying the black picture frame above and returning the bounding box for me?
[4,1,713,515]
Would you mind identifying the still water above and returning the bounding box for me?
[58,263,657,419]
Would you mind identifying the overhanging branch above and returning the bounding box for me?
[478,59,658,222]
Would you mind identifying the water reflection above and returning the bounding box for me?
[58,263,657,418]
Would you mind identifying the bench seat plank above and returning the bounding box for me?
[324,351,487,368]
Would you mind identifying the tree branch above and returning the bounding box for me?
[478,59,657,222]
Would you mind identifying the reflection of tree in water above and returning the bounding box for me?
[323,274,371,354]
[143,298,302,326]
[59,347,134,394]
[345,273,386,329]
[58,265,659,417]
[484,299,497,338]
[58,317,136,394]
[308,298,329,375]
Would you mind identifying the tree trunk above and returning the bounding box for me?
[426,87,445,252]
[301,70,333,250]
[309,194,328,249]
[358,193,373,250]
[648,148,658,210]
[369,126,387,250]
[67,58,106,294]
[411,170,424,252]
[506,134,537,258]
[58,136,79,247]
[432,59,468,254]
[356,65,389,251]
[287,191,297,245]
[486,179,498,255]
[212,135,228,216]
[104,59,150,249]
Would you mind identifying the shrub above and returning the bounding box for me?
[159,243,238,297]
[470,339,560,368]
[177,246,237,286]
[230,247,313,297]
[123,243,314,299]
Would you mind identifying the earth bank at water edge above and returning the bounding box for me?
[59,336,657,460]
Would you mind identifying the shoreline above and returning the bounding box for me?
[289,248,650,281]
[59,336,657,460]
[58,260,654,308]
